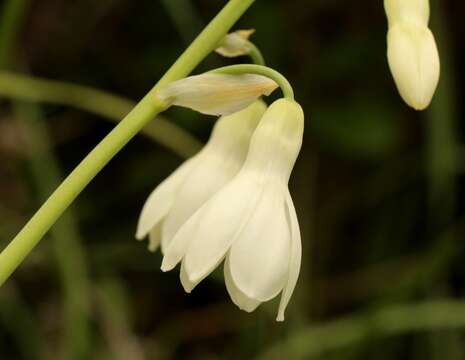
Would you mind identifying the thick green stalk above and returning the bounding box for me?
[0,0,256,286]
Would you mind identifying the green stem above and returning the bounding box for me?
[259,300,465,359]
[246,41,265,66]
[211,64,294,99]
[0,71,202,157]
[0,0,256,286]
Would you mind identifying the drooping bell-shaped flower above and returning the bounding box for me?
[385,0,440,110]
[162,99,304,321]
[158,73,277,116]
[136,101,267,253]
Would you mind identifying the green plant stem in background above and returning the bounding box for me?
[425,2,461,359]
[0,0,256,286]
[0,71,202,158]
[15,104,92,359]
[0,0,28,67]
[212,64,294,99]
[160,0,203,43]
[0,0,92,357]
[0,285,42,358]
[97,278,144,360]
[259,300,465,360]
[426,0,458,228]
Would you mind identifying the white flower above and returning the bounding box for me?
[385,0,440,110]
[158,73,278,116]
[136,101,267,253]
[215,29,255,58]
[161,99,304,321]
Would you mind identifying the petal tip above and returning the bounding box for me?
[135,230,145,241]
[148,244,159,253]
[160,260,175,272]
[181,281,195,294]
[182,285,193,294]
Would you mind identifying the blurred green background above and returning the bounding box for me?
[1,0,464,359]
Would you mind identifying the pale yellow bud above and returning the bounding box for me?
[385,0,440,110]
[384,0,429,27]
[387,23,440,111]
[215,29,255,58]
[158,73,278,116]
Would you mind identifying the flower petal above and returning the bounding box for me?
[224,255,261,312]
[148,222,162,253]
[161,153,243,244]
[180,260,198,293]
[162,174,260,279]
[135,155,199,240]
[229,184,290,302]
[161,101,266,250]
[277,189,302,322]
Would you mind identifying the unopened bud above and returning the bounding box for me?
[384,0,429,27]
[158,73,278,116]
[385,0,440,110]
[215,29,255,58]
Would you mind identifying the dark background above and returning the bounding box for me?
[0,0,464,359]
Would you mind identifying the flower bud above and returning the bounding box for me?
[384,0,429,27]
[385,0,440,110]
[158,73,278,116]
[387,23,440,110]
[215,29,255,58]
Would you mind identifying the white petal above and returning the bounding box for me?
[242,99,304,183]
[229,184,290,302]
[180,256,225,293]
[180,260,198,293]
[387,24,440,110]
[161,101,266,248]
[148,222,162,253]
[162,173,260,279]
[277,189,302,322]
[161,153,242,244]
[224,255,261,312]
[135,155,199,240]
[158,73,278,116]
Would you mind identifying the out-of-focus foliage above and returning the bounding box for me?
[0,0,464,359]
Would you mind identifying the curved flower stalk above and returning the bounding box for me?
[162,99,304,321]
[385,0,440,110]
[136,100,267,253]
